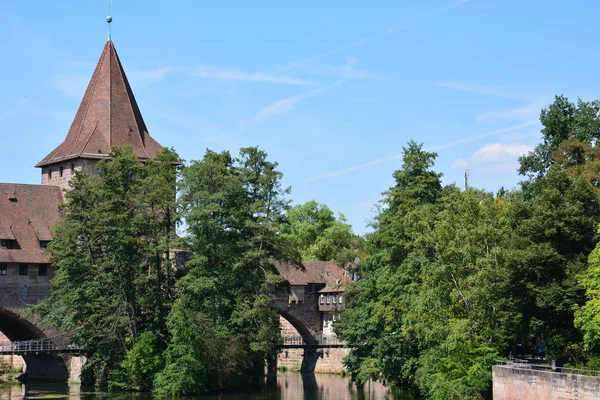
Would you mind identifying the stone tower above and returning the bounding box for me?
[35,40,166,190]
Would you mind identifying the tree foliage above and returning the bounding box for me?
[339,136,600,398]
[282,200,361,262]
[33,146,180,389]
[155,147,300,394]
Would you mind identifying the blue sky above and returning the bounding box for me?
[1,0,598,234]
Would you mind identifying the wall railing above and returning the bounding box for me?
[497,359,600,377]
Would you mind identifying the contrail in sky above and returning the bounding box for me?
[306,120,539,182]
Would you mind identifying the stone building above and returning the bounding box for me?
[0,39,170,374]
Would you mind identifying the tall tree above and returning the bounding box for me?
[33,146,180,389]
[155,147,300,394]
[338,141,443,388]
[339,141,524,399]
[509,166,600,362]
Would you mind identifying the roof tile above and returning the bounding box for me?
[0,184,63,264]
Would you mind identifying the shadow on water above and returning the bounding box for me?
[0,372,419,400]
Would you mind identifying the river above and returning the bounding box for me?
[0,372,418,399]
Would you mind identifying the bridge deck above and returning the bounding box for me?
[0,335,81,356]
[276,344,348,349]
[276,335,350,349]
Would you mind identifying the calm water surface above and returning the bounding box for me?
[0,372,418,400]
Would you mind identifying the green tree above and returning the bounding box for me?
[339,141,523,398]
[32,146,180,389]
[156,147,300,394]
[575,233,600,352]
[507,166,600,362]
[519,95,600,179]
[282,200,360,262]
[338,141,443,388]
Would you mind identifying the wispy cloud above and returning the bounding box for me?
[452,142,534,173]
[282,0,473,72]
[476,100,548,122]
[45,75,90,99]
[0,97,28,123]
[437,81,532,100]
[206,80,344,142]
[437,0,474,12]
[129,66,183,85]
[429,120,538,150]
[0,110,17,121]
[500,131,541,141]
[253,80,344,123]
[193,65,315,85]
[306,120,539,182]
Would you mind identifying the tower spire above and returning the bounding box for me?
[106,0,113,40]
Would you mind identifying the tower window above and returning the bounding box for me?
[71,164,75,171]
[19,264,28,276]
[0,264,6,276]
[47,169,52,179]
[40,240,51,249]
[60,167,64,177]
[38,265,48,277]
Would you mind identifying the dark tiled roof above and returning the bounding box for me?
[273,261,352,289]
[36,40,165,167]
[0,184,63,264]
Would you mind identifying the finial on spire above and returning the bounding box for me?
[107,0,113,40]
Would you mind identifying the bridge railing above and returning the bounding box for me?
[280,334,346,347]
[0,332,81,355]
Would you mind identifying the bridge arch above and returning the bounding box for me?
[278,311,317,344]
[0,307,69,381]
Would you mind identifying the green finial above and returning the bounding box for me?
[107,0,113,40]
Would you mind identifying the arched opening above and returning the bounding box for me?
[277,312,320,373]
[0,308,68,381]
[278,311,317,344]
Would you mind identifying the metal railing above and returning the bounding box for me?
[279,334,347,347]
[0,332,81,355]
[497,359,600,377]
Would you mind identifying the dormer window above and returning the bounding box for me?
[0,239,17,249]
[40,240,51,249]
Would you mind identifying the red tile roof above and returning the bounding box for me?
[36,40,165,167]
[0,184,63,264]
[273,261,352,289]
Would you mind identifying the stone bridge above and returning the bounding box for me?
[272,261,352,373]
[0,293,84,382]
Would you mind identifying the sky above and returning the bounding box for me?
[0,0,598,234]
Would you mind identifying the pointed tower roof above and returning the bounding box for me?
[36,41,164,167]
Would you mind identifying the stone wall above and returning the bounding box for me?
[493,365,600,400]
[0,263,53,302]
[41,159,98,191]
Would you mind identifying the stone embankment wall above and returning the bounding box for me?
[493,365,600,399]
[277,317,349,373]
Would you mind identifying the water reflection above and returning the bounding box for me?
[0,372,418,399]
